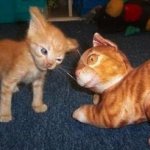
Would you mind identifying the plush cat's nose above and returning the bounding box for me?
[76,69,81,77]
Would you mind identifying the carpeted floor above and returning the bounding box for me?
[0,21,150,150]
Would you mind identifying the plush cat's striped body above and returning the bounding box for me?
[73,33,150,128]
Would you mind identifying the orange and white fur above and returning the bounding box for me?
[73,33,150,128]
[0,7,78,122]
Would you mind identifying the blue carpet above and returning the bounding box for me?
[0,21,150,150]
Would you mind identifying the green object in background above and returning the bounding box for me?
[0,1,15,23]
[125,26,141,36]
[0,0,46,23]
[15,0,47,22]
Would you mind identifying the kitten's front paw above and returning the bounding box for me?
[32,104,48,113]
[0,114,12,122]
[13,86,19,93]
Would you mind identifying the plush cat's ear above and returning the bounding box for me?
[93,33,118,49]
[28,7,48,36]
[66,38,79,52]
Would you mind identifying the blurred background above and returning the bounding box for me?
[0,0,108,23]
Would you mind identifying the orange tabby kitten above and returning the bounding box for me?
[0,7,78,122]
[73,33,150,128]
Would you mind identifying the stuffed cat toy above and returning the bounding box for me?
[0,7,78,122]
[73,33,150,128]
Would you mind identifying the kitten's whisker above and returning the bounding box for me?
[59,67,76,81]
[56,68,65,76]
[61,65,74,70]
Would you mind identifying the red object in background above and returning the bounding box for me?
[124,3,143,22]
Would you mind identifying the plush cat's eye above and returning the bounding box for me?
[41,48,48,55]
[87,54,98,65]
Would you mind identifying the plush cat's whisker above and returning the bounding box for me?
[59,67,76,81]
[77,49,82,57]
[77,48,86,65]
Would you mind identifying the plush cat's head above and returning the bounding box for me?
[27,7,78,71]
[76,33,132,93]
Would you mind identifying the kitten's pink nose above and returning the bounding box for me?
[46,62,53,68]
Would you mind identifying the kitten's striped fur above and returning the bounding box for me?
[73,33,150,128]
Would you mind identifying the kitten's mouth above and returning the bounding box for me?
[39,67,47,71]
[36,64,48,71]
[38,64,56,71]
[47,65,56,70]
[41,66,55,70]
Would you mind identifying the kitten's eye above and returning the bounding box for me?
[41,48,48,55]
[56,58,63,63]
[87,54,98,65]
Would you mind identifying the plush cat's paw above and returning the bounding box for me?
[93,94,100,105]
[32,104,48,113]
[0,114,12,122]
[72,106,88,123]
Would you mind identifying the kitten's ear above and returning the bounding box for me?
[66,38,79,52]
[93,33,118,49]
[28,7,48,36]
